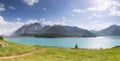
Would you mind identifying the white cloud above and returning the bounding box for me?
[0,16,42,36]
[0,16,24,36]
[77,22,113,31]
[86,14,102,20]
[9,6,16,10]
[88,0,120,12]
[0,3,5,12]
[110,7,120,16]
[72,9,84,13]
[93,13,103,17]
[85,0,120,18]
[39,17,72,26]
[40,17,113,31]
[86,17,93,20]
[23,0,39,6]
[88,4,109,11]
[0,16,7,24]
[16,18,21,21]
[25,19,39,24]
[41,19,67,26]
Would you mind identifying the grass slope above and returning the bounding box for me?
[1,46,120,61]
[0,39,38,57]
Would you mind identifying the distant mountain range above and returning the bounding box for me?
[36,25,96,37]
[12,23,120,37]
[96,25,120,36]
[12,23,96,37]
[13,23,43,36]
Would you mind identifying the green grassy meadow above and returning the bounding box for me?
[3,47,120,61]
[0,39,38,56]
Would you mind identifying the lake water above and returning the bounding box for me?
[5,36,120,49]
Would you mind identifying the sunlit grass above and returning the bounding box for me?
[2,46,120,61]
[0,39,38,56]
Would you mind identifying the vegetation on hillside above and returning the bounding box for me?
[0,39,38,56]
[0,36,3,40]
[0,45,120,61]
[1,46,119,61]
[0,37,8,48]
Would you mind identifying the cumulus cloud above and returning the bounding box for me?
[71,0,120,20]
[87,0,120,12]
[72,9,84,13]
[0,16,42,36]
[0,16,24,36]
[0,16,7,24]
[16,18,21,21]
[110,7,120,16]
[41,20,66,26]
[41,18,69,26]
[85,0,120,18]
[23,0,39,6]
[25,19,39,24]
[93,14,102,17]
[0,3,5,12]
[77,22,113,31]
[86,17,93,20]
[86,13,102,20]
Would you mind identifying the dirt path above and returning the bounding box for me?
[0,48,40,60]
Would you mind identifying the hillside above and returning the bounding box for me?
[2,45,120,61]
[97,25,120,36]
[13,23,96,37]
[0,37,38,57]
[13,23,43,36]
[0,37,8,48]
[36,25,96,37]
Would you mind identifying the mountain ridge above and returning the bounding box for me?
[12,23,120,37]
[13,23,96,37]
[96,25,120,36]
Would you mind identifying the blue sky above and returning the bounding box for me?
[0,0,120,35]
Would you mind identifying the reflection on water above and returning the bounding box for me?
[6,36,120,49]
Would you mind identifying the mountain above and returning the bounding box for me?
[13,23,43,36]
[96,25,120,36]
[13,23,96,37]
[36,25,96,37]
[89,30,97,34]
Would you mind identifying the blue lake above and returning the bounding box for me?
[5,36,120,49]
